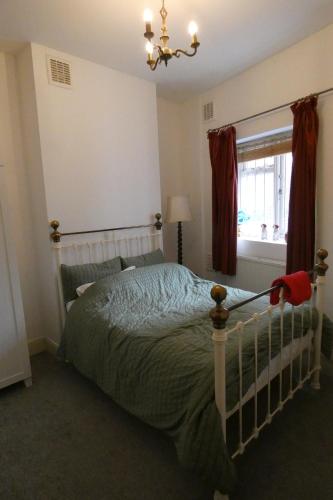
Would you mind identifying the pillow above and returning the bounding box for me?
[66,300,76,312]
[76,282,95,296]
[61,256,122,303]
[69,265,135,302]
[121,266,136,272]
[121,249,164,269]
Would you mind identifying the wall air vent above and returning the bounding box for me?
[47,56,72,88]
[203,101,214,122]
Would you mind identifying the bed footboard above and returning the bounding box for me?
[210,249,328,463]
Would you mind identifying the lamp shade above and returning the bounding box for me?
[166,195,192,223]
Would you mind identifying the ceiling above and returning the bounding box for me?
[0,0,333,101]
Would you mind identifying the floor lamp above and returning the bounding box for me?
[166,195,192,265]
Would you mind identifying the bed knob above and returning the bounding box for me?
[154,213,162,230]
[211,284,227,304]
[210,285,229,330]
[316,248,328,276]
[50,220,61,243]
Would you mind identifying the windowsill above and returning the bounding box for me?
[238,236,286,246]
[237,236,286,265]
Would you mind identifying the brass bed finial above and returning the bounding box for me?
[50,220,61,243]
[315,248,328,276]
[154,213,162,230]
[210,285,229,330]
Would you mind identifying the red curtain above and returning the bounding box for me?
[208,126,238,275]
[286,96,319,274]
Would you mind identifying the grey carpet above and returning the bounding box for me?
[1,353,333,500]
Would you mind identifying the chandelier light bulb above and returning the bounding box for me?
[188,21,198,36]
[145,41,154,55]
[143,9,153,23]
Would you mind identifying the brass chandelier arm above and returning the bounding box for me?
[148,57,161,71]
[147,44,163,71]
[148,43,200,70]
[155,44,164,56]
[173,45,199,58]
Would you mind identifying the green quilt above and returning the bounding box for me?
[58,263,332,494]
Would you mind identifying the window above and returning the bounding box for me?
[237,130,292,242]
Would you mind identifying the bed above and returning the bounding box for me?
[50,216,331,499]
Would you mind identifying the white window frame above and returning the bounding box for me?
[236,127,293,264]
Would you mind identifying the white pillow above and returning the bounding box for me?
[75,267,135,298]
[76,281,95,296]
[66,300,76,312]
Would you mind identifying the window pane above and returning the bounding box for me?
[238,152,291,241]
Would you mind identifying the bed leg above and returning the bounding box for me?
[311,249,328,390]
[210,287,231,500]
[24,377,32,388]
[214,491,229,500]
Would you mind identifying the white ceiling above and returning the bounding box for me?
[0,0,333,101]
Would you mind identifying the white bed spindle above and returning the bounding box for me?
[237,322,245,453]
[278,288,285,410]
[311,249,328,389]
[289,306,295,398]
[267,306,273,423]
[253,313,259,438]
[307,287,315,375]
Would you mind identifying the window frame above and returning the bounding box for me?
[236,127,293,256]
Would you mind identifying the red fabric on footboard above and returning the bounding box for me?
[270,270,312,306]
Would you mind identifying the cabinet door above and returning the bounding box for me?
[0,167,31,388]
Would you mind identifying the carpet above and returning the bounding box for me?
[1,353,333,500]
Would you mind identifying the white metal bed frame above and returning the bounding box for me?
[49,215,163,326]
[49,221,328,500]
[211,248,328,500]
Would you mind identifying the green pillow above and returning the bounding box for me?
[61,256,122,303]
[121,249,164,269]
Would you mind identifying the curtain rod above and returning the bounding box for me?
[207,86,333,135]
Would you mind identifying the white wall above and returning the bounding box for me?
[16,45,62,345]
[157,97,184,262]
[1,43,162,345]
[159,23,333,313]
[31,43,161,233]
[157,96,204,270]
[23,43,161,343]
[0,51,44,342]
[157,98,181,262]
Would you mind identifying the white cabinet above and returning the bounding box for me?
[0,166,31,389]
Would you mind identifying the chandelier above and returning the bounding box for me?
[143,0,200,71]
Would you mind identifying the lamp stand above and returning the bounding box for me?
[178,221,183,265]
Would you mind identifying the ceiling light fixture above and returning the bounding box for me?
[143,1,200,71]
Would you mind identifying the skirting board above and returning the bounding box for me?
[45,338,59,356]
[28,337,46,356]
[28,337,59,357]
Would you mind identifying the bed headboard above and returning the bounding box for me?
[50,213,163,326]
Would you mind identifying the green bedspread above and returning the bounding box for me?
[58,263,332,494]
